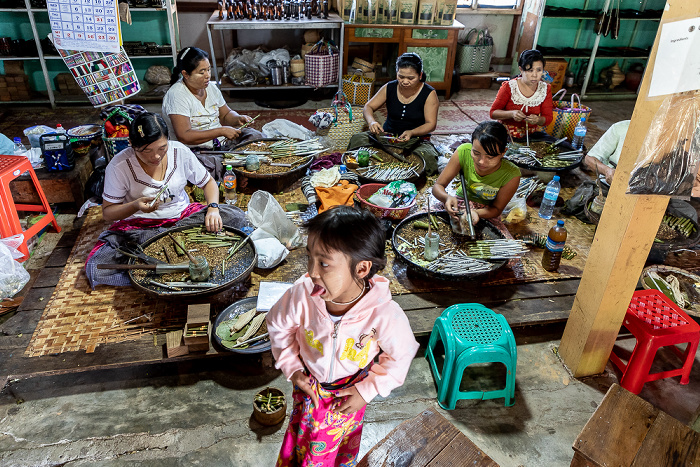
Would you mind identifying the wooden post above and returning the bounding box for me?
[559,1,700,377]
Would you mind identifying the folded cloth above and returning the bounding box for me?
[309,166,341,188]
[302,171,359,203]
[309,152,343,171]
[315,180,358,213]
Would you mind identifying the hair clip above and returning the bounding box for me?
[180,47,191,60]
[138,125,145,137]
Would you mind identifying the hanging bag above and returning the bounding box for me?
[341,69,375,105]
[456,28,493,74]
[102,106,136,161]
[304,39,340,89]
[546,89,592,141]
[315,91,367,151]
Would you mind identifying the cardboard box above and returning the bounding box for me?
[544,59,568,94]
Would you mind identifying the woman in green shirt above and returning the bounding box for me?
[432,121,520,225]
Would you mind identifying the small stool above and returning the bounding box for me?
[0,155,61,262]
[425,303,517,409]
[609,289,700,395]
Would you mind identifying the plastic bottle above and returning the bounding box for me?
[542,220,567,272]
[55,123,66,135]
[223,165,237,205]
[13,137,27,156]
[338,164,347,174]
[538,175,561,220]
[571,117,587,150]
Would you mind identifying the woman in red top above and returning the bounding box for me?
[490,49,553,139]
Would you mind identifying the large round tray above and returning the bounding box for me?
[213,297,271,354]
[228,138,316,180]
[641,265,700,318]
[128,224,257,299]
[342,149,425,185]
[392,211,507,281]
[506,134,583,172]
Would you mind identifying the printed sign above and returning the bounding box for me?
[48,0,121,53]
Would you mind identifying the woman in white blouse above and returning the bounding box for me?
[102,112,223,232]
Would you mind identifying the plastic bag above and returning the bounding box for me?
[247,191,302,249]
[0,234,30,299]
[368,180,417,207]
[249,229,290,269]
[627,95,700,197]
[501,197,527,224]
[23,125,55,148]
[262,119,314,140]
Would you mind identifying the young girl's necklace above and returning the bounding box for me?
[329,282,369,306]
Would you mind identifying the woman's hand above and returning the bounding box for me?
[135,196,160,214]
[291,370,319,409]
[368,121,383,134]
[512,109,527,122]
[205,207,222,232]
[220,126,242,141]
[470,208,480,226]
[603,166,615,184]
[333,385,367,415]
[397,130,414,142]
[525,114,541,125]
[236,114,253,126]
[444,195,461,219]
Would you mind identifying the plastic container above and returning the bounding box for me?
[245,154,260,171]
[55,123,66,135]
[538,175,561,220]
[338,164,347,174]
[572,118,587,150]
[13,137,27,156]
[223,164,237,205]
[542,220,567,272]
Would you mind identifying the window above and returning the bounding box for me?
[458,0,520,9]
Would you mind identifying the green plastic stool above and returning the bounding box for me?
[425,303,517,409]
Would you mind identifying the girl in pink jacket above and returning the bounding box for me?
[267,205,419,467]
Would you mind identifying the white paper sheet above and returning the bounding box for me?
[648,17,700,98]
[256,281,294,312]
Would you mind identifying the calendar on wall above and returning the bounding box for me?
[48,0,121,53]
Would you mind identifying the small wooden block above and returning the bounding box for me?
[187,341,210,353]
[165,330,189,358]
[187,303,210,324]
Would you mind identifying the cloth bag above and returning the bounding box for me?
[456,28,493,74]
[315,91,366,152]
[341,70,375,105]
[546,89,592,141]
[304,40,340,88]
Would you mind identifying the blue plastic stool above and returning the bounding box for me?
[425,303,517,409]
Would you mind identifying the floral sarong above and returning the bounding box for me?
[277,367,369,467]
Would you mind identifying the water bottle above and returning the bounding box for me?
[542,220,567,272]
[223,165,237,205]
[338,164,347,174]
[571,118,587,150]
[13,137,27,156]
[538,175,561,220]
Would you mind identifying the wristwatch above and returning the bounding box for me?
[207,202,219,209]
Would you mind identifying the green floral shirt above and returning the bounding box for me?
[455,143,520,205]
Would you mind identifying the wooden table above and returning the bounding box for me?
[343,21,464,99]
[358,408,499,466]
[572,383,700,466]
[10,155,92,206]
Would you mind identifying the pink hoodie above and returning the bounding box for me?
[266,274,419,403]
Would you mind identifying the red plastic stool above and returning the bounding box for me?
[609,289,700,394]
[0,154,61,262]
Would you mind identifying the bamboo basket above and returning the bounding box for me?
[290,59,305,77]
[351,57,375,73]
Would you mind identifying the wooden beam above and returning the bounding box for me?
[558,1,700,377]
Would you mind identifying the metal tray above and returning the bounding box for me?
[213,297,270,354]
[392,211,507,281]
[342,150,425,185]
[506,134,584,172]
[128,224,257,299]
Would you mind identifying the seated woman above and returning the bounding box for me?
[88,112,246,289]
[584,119,630,184]
[347,52,440,175]
[490,49,553,140]
[162,47,262,179]
[432,121,520,226]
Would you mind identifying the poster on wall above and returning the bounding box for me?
[57,45,141,107]
[48,0,121,53]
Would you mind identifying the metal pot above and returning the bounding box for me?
[269,60,284,86]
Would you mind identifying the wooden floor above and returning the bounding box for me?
[0,225,575,384]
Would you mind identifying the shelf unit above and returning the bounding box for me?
[0,0,179,107]
[206,13,344,91]
[531,0,663,98]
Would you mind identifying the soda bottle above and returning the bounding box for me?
[571,118,587,150]
[538,175,560,220]
[542,220,567,272]
[13,137,28,156]
[55,123,66,135]
[223,165,237,205]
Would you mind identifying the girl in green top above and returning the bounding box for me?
[432,121,520,225]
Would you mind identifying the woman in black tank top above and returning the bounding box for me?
[347,52,441,175]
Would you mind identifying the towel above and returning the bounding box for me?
[315,180,358,213]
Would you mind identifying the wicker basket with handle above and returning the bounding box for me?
[315,91,366,152]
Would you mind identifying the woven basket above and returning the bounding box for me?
[351,57,374,73]
[316,104,366,151]
[290,59,305,77]
[640,265,700,317]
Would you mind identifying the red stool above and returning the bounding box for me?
[0,155,61,262]
[609,289,700,394]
